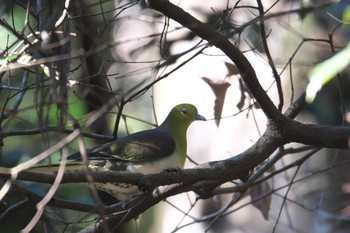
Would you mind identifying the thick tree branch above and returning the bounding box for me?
[1,116,348,231]
[147,0,350,150]
[0,128,282,195]
[283,119,350,149]
[147,0,281,121]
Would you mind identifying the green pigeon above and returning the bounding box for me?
[30,103,206,201]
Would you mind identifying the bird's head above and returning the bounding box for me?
[158,104,206,166]
[160,103,206,131]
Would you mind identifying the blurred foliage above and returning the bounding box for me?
[1,0,350,232]
[342,4,350,22]
[306,43,350,103]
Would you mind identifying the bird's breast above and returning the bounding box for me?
[127,151,182,174]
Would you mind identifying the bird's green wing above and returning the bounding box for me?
[69,129,176,163]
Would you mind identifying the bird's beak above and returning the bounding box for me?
[194,113,206,121]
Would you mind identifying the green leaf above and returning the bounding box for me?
[343,5,350,23]
[6,54,20,62]
[47,95,88,126]
[306,43,350,103]
[0,54,20,67]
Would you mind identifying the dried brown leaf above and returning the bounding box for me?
[224,62,240,76]
[202,77,231,126]
[250,181,272,220]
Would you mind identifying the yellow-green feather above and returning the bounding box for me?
[158,104,205,167]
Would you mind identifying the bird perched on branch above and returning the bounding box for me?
[30,103,206,201]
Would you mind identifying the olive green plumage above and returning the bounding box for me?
[30,103,206,201]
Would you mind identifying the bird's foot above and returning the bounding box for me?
[138,182,149,194]
[165,166,182,173]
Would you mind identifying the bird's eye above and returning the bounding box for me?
[181,108,187,114]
